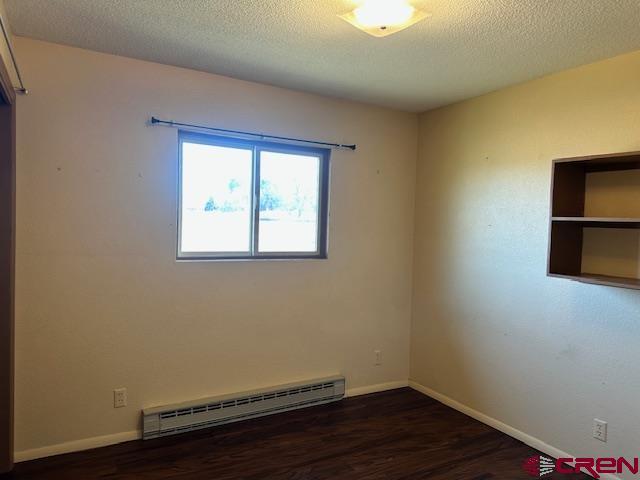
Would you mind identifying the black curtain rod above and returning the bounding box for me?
[150,117,356,151]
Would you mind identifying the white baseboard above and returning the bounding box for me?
[346,380,408,397]
[15,380,408,463]
[14,430,141,463]
[409,380,621,480]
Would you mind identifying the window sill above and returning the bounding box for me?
[176,255,328,263]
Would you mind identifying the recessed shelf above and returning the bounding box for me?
[551,217,640,228]
[548,151,640,290]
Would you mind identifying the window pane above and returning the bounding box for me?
[180,142,252,253]
[258,151,320,253]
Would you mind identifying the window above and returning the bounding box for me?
[178,132,330,259]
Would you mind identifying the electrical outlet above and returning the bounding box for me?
[593,419,607,442]
[374,350,382,366]
[114,388,127,408]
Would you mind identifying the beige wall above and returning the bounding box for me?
[13,37,417,454]
[412,49,640,472]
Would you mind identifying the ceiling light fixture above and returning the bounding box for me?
[339,0,429,38]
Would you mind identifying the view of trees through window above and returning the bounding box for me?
[180,139,323,256]
[258,151,319,252]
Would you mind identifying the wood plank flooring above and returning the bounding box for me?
[3,388,588,479]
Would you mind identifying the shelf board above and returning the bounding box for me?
[552,217,640,228]
[554,151,640,172]
[549,273,640,290]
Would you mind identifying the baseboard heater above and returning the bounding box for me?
[142,375,345,440]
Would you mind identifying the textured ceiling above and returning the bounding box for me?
[6,0,640,112]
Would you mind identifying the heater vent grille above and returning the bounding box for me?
[143,376,345,440]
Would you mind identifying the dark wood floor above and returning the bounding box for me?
[3,388,588,479]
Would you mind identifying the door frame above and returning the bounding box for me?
[0,53,16,473]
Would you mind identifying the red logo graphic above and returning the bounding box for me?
[523,455,555,477]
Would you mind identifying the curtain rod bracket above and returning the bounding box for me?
[149,116,356,151]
